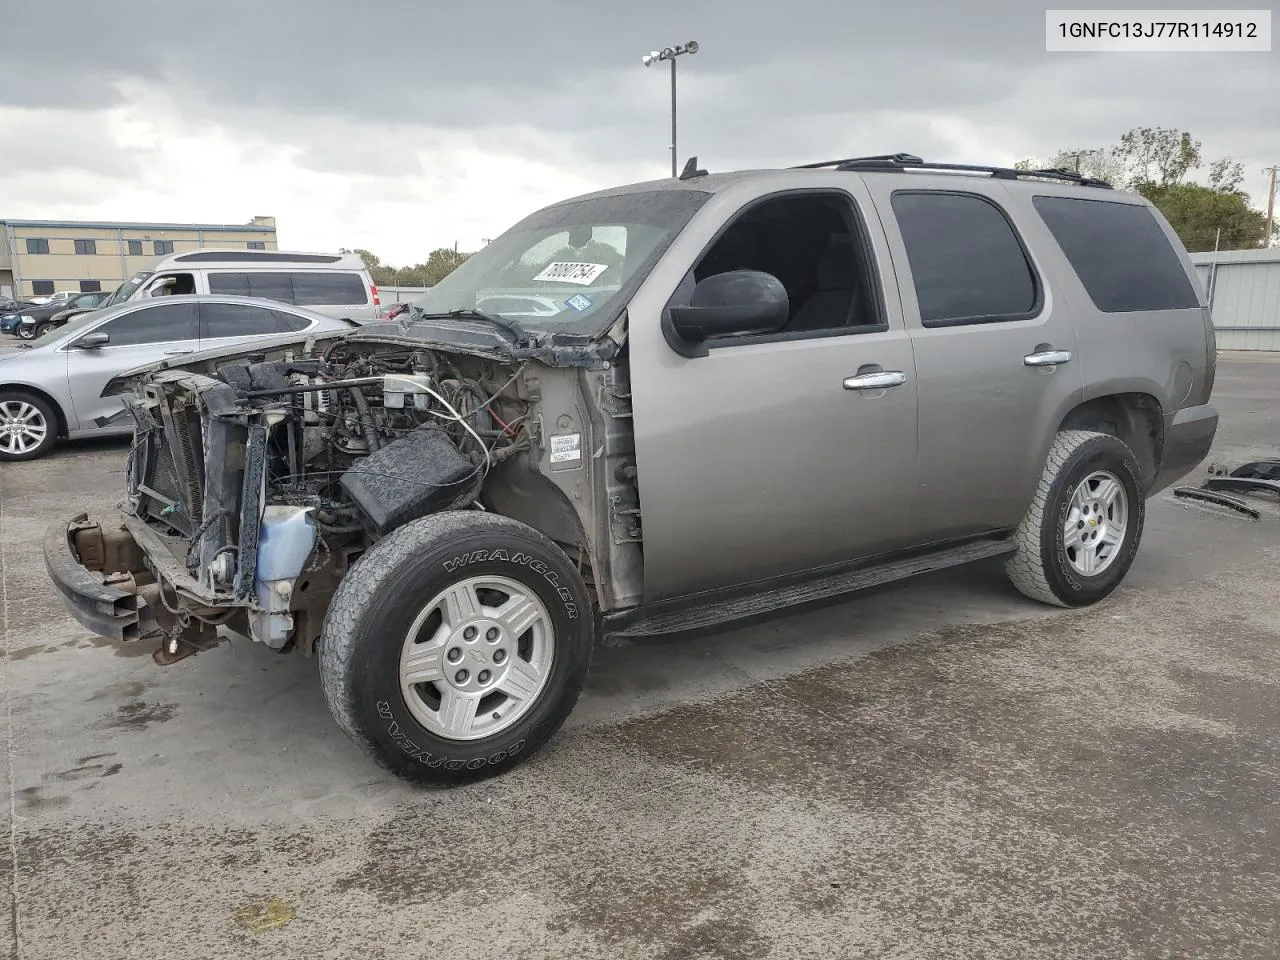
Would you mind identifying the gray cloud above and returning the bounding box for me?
[4,0,1277,234]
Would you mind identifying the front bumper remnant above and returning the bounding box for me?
[43,514,159,643]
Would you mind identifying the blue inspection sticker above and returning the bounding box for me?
[564,294,592,312]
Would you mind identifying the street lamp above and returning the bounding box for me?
[642,40,699,178]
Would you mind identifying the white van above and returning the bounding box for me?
[119,249,381,321]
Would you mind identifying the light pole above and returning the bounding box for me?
[642,41,699,178]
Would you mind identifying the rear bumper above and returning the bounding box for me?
[1150,403,1219,495]
[43,514,157,643]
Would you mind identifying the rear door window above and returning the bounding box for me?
[891,191,1040,326]
[99,302,200,346]
[290,272,368,306]
[200,302,308,339]
[1032,196,1200,313]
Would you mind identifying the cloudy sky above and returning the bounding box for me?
[2,1,1277,265]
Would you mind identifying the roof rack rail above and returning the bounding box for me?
[792,153,923,170]
[794,153,1114,189]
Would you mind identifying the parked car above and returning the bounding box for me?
[7,291,111,339]
[44,154,1218,787]
[26,290,81,307]
[0,298,40,318]
[0,295,359,461]
[110,249,383,320]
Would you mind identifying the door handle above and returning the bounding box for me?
[164,350,193,356]
[843,371,907,390]
[1024,349,1072,367]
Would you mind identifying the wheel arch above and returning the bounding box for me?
[1058,392,1164,492]
[0,382,69,437]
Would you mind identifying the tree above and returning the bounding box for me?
[341,246,476,287]
[1017,127,1273,250]
[1015,148,1126,184]
[1138,183,1268,252]
[1114,126,1201,187]
[519,239,624,282]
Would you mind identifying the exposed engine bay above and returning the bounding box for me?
[110,330,624,660]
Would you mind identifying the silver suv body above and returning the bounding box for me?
[44,156,1218,785]
[114,249,382,321]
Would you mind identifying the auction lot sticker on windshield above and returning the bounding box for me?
[533,262,609,285]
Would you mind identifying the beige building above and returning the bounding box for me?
[0,216,278,300]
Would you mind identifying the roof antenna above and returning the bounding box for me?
[679,156,707,180]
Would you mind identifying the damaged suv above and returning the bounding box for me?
[45,154,1219,784]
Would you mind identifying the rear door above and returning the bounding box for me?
[63,301,201,431]
[865,178,1085,540]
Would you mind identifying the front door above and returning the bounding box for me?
[628,184,922,602]
[63,300,201,432]
[866,180,1085,539]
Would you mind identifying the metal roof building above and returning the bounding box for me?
[1191,247,1280,352]
[0,216,278,300]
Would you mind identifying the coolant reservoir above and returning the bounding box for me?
[383,374,432,410]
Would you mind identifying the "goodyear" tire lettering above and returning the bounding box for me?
[376,700,524,767]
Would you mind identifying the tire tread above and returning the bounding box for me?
[1005,429,1112,608]
[318,510,590,784]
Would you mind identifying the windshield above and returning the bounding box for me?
[103,272,153,307]
[407,188,711,337]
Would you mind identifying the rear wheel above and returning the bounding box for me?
[1006,430,1145,608]
[0,392,57,462]
[319,511,594,785]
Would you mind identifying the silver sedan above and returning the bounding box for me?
[0,294,359,461]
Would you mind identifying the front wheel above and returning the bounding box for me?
[318,511,594,785]
[1006,430,1146,608]
[15,324,37,341]
[0,391,57,462]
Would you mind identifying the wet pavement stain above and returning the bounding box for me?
[46,759,123,783]
[97,700,176,730]
[16,786,71,812]
[86,679,148,703]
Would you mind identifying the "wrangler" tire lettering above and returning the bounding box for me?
[443,549,579,619]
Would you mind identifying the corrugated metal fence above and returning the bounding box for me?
[1191,249,1280,352]
[383,250,1280,352]
[379,286,431,304]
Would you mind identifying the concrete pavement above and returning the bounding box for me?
[1,352,1277,959]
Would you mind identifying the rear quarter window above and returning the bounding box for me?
[1032,196,1200,313]
[290,272,368,306]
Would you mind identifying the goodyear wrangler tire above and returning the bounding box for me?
[318,511,593,785]
[1006,430,1145,608]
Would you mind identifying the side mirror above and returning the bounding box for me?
[74,332,110,349]
[665,269,789,357]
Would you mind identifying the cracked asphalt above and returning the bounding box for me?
[1,352,1278,960]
